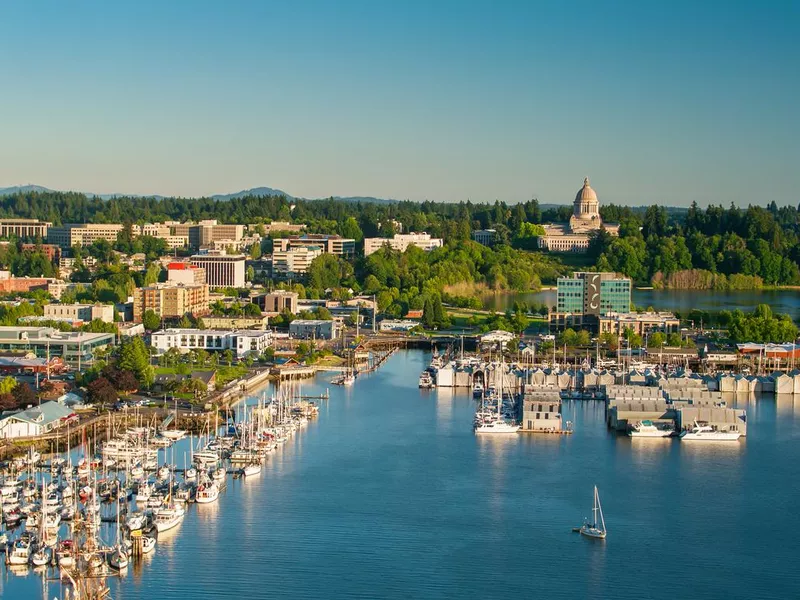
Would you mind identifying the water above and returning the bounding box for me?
[3,351,800,599]
[483,288,800,317]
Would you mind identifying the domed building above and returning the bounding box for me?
[539,177,619,252]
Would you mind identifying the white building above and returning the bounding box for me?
[151,328,272,358]
[363,233,443,256]
[0,401,75,439]
[272,246,323,277]
[472,229,497,246]
[189,253,246,288]
[289,319,340,340]
[43,303,115,324]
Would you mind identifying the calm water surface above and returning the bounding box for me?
[3,351,799,599]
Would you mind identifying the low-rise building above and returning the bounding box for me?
[151,328,272,358]
[0,326,114,367]
[254,290,299,314]
[0,272,55,294]
[255,221,306,235]
[202,315,269,330]
[0,401,76,439]
[379,319,419,332]
[289,319,340,340]
[363,233,443,256]
[520,387,563,432]
[0,218,51,240]
[44,303,115,324]
[133,283,210,321]
[167,262,206,285]
[598,312,681,336]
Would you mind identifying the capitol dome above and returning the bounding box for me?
[574,177,597,204]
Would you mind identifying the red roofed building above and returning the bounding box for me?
[167,262,206,285]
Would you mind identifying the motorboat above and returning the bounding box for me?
[126,512,147,531]
[125,535,156,555]
[160,429,187,441]
[629,420,674,438]
[184,467,197,481]
[679,421,742,442]
[195,481,220,504]
[578,485,607,540]
[418,371,434,389]
[130,464,145,479]
[8,538,31,565]
[211,468,226,484]
[153,505,185,533]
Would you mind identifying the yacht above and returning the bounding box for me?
[153,505,185,532]
[160,429,187,441]
[8,538,31,565]
[680,421,742,442]
[418,371,434,389]
[629,420,674,438]
[195,481,220,504]
[474,419,520,434]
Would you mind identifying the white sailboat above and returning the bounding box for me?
[578,485,607,539]
[474,357,519,434]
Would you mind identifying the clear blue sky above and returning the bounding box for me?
[0,1,797,206]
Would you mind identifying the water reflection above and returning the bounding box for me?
[775,394,799,418]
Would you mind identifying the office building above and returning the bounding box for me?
[43,303,115,324]
[47,223,125,248]
[189,253,246,288]
[133,282,210,321]
[271,246,322,278]
[289,319,340,340]
[363,233,443,256]
[550,272,631,333]
[274,234,355,257]
[0,218,51,240]
[598,312,681,336]
[151,328,272,358]
[254,290,299,314]
[0,326,115,367]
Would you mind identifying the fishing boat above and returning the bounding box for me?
[578,486,607,539]
[629,420,674,438]
[679,421,742,442]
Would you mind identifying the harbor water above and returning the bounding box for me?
[3,350,799,599]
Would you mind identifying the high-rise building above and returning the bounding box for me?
[189,253,246,288]
[133,283,210,321]
[550,272,631,332]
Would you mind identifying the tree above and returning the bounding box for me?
[87,377,118,406]
[12,382,36,407]
[222,349,234,366]
[0,376,16,395]
[118,337,154,388]
[142,309,161,332]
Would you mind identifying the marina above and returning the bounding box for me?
[1,350,799,599]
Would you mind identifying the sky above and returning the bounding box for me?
[0,1,798,207]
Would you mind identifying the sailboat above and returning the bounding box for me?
[578,486,607,539]
[474,357,519,434]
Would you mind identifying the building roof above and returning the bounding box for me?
[575,177,598,204]
[2,401,74,427]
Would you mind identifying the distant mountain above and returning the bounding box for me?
[211,187,294,201]
[0,184,58,196]
[1,183,400,204]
